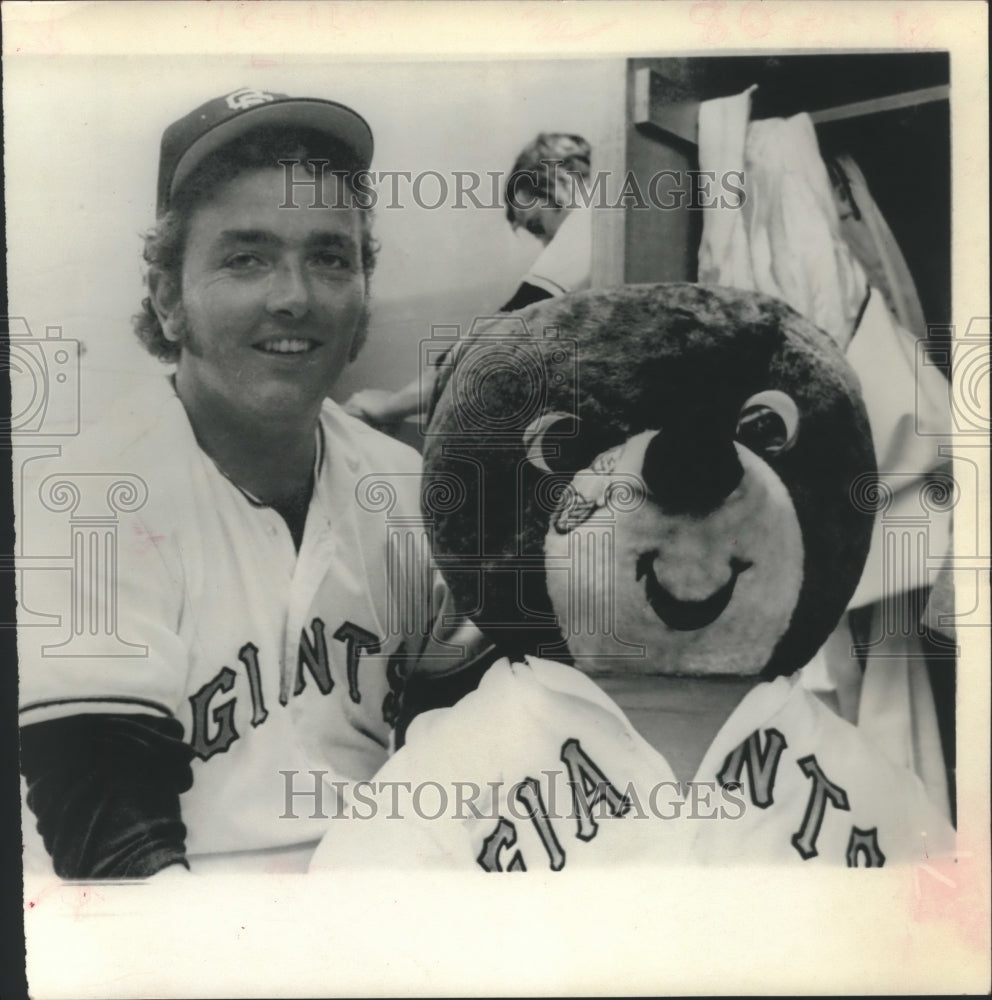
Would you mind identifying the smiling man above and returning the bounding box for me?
[18,90,435,877]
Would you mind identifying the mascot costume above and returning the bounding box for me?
[311,283,955,870]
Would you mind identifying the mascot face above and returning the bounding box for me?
[543,430,803,675]
[424,284,876,680]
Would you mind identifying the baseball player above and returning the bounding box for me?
[17,88,448,877]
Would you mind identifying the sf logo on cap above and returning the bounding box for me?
[225,88,277,111]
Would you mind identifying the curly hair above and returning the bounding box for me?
[134,126,379,364]
[503,132,592,224]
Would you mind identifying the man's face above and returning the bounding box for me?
[169,167,367,423]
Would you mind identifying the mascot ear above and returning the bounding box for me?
[524,412,582,473]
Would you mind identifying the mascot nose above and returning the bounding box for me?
[641,421,743,515]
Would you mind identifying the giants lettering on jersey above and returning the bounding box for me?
[477,739,630,872]
[718,728,886,867]
[477,729,888,869]
[189,617,395,760]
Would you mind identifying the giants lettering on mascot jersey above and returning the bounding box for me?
[477,739,632,872]
[719,727,886,866]
[188,617,394,760]
[478,731,886,870]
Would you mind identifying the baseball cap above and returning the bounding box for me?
[156,86,374,216]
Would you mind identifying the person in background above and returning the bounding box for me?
[498,132,593,309]
[342,132,592,430]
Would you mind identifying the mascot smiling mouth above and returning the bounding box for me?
[635,553,752,632]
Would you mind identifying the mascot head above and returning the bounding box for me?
[424,284,876,680]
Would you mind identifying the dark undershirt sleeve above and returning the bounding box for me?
[20,713,194,879]
[499,281,555,313]
[393,640,502,749]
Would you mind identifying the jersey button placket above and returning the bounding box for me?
[280,519,337,704]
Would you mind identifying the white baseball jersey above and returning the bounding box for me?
[18,376,432,867]
[309,656,956,870]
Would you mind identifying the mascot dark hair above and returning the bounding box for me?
[312,284,955,871]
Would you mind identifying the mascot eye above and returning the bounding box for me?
[523,412,581,472]
[736,390,799,456]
